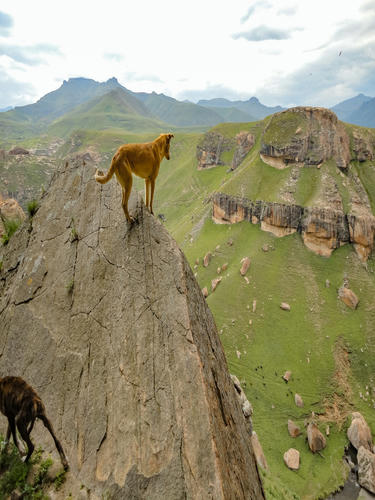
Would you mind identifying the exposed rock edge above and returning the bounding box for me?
[213,192,375,261]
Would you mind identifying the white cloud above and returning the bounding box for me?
[0,0,373,108]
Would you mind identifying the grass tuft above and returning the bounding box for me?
[1,219,21,245]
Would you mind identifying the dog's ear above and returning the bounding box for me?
[167,133,174,141]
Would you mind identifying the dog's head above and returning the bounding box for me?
[163,133,174,160]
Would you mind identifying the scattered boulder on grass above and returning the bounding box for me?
[195,258,199,265]
[288,420,301,438]
[217,267,221,274]
[347,412,373,451]
[227,238,233,246]
[295,394,304,407]
[307,423,326,453]
[358,446,375,494]
[202,287,208,298]
[325,279,330,288]
[252,300,257,313]
[251,431,268,470]
[280,302,291,311]
[221,263,228,272]
[338,285,359,309]
[282,371,292,383]
[231,374,253,432]
[240,257,250,276]
[211,277,222,292]
[236,350,241,359]
[203,252,212,267]
[283,448,300,470]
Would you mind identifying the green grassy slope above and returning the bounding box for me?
[141,93,225,127]
[181,220,375,500]
[142,122,375,499]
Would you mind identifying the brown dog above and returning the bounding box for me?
[95,133,174,222]
[0,376,68,470]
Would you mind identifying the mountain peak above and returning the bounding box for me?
[106,76,119,84]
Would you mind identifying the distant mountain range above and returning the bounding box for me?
[0,77,286,139]
[0,77,373,141]
[197,96,284,120]
[331,93,375,128]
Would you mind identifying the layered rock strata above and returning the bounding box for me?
[197,130,254,170]
[0,157,264,499]
[260,107,351,170]
[213,192,375,260]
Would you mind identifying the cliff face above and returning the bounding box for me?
[260,107,351,169]
[213,192,375,260]
[197,130,255,170]
[0,157,264,499]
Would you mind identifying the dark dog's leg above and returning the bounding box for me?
[3,422,12,450]
[39,414,68,470]
[8,416,22,454]
[16,419,34,462]
[27,417,36,435]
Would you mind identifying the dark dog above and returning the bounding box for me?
[0,376,68,470]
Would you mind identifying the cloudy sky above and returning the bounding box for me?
[0,0,374,109]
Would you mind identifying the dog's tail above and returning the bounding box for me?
[95,154,118,184]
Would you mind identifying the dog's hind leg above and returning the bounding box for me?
[8,416,22,454]
[116,163,134,222]
[3,421,12,451]
[145,179,150,210]
[39,414,68,470]
[16,418,34,463]
[121,173,134,222]
[149,178,156,215]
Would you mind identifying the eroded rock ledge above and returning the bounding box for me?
[260,107,351,170]
[213,192,375,260]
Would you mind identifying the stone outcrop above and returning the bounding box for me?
[352,128,375,162]
[231,374,253,431]
[283,448,300,470]
[197,132,235,170]
[287,420,301,438]
[197,130,254,170]
[295,394,304,407]
[307,423,326,453]
[0,157,265,499]
[251,432,268,471]
[232,132,255,170]
[212,193,375,261]
[347,413,373,451]
[358,447,375,494]
[0,196,26,237]
[338,286,359,310]
[260,107,351,170]
[240,257,251,276]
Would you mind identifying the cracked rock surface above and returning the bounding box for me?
[0,157,264,499]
